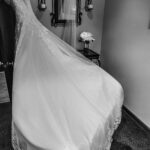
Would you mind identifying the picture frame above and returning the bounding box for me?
[50,0,82,27]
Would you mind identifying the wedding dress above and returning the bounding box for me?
[8,0,124,149]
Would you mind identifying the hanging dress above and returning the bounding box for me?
[8,0,124,150]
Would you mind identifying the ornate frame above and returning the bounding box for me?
[50,0,82,27]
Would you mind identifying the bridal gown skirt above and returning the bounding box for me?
[11,6,124,150]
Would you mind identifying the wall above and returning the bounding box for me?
[102,0,150,127]
[30,0,105,54]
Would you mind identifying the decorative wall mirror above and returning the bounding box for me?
[50,0,82,27]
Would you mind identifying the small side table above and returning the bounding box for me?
[77,48,101,66]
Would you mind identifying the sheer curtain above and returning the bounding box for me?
[60,0,77,48]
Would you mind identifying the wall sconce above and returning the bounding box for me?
[38,0,47,11]
[85,0,94,11]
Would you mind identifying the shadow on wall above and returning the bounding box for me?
[86,10,94,20]
[101,0,150,127]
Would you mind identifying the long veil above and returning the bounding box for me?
[60,0,77,48]
[8,0,124,150]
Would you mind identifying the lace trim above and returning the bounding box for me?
[104,114,121,150]
[12,125,27,150]
[12,125,20,150]
[12,132,20,150]
[89,107,122,150]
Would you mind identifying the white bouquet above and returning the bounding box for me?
[87,4,94,10]
[80,32,95,42]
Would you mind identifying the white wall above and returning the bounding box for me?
[102,0,150,127]
[30,0,105,54]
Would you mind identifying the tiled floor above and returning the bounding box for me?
[0,103,12,150]
[111,107,150,150]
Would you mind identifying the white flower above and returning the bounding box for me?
[80,32,95,42]
[87,4,94,10]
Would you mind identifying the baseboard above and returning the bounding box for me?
[123,106,150,132]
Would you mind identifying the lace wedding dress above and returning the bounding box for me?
[7,0,124,149]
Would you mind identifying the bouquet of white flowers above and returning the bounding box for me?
[80,32,95,49]
[80,32,95,42]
